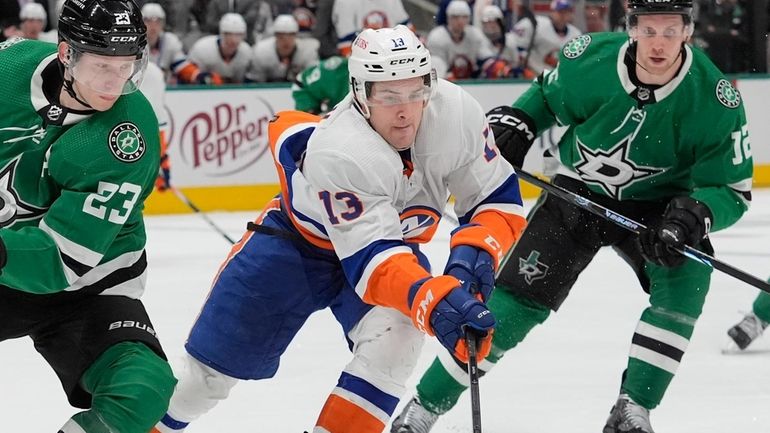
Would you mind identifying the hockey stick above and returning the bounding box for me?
[465,330,483,433]
[514,168,770,293]
[169,186,237,245]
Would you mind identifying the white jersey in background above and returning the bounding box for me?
[148,31,187,80]
[297,80,525,297]
[426,25,494,79]
[138,62,169,136]
[250,37,320,82]
[187,35,255,83]
[513,15,581,75]
[332,0,411,54]
[488,32,520,67]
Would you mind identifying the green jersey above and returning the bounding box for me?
[0,39,160,296]
[515,32,752,231]
[292,56,349,114]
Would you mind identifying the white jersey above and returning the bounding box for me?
[426,25,494,80]
[514,15,582,74]
[332,0,411,53]
[138,62,168,134]
[250,37,319,82]
[188,35,255,83]
[148,32,187,81]
[491,32,520,67]
[272,80,526,300]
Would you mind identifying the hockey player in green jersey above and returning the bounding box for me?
[393,1,752,432]
[0,1,176,432]
[292,56,349,114]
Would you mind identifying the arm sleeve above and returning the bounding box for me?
[690,103,752,231]
[447,91,528,264]
[303,148,431,316]
[0,121,159,294]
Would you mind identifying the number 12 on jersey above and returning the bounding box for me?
[318,190,363,224]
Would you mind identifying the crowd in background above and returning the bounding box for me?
[0,0,764,86]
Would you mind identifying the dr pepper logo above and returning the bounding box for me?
[176,97,274,176]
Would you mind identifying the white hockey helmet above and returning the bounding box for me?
[219,13,247,35]
[141,2,166,20]
[446,0,472,17]
[273,14,299,34]
[20,3,47,24]
[348,25,436,118]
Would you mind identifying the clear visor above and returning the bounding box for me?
[366,85,432,106]
[364,72,436,107]
[69,46,148,96]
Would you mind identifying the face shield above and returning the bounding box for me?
[67,45,149,96]
[360,71,438,108]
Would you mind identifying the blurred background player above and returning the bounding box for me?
[18,2,52,41]
[331,0,412,56]
[142,2,199,85]
[479,4,521,79]
[138,61,172,192]
[0,0,177,432]
[427,0,493,80]
[152,25,525,433]
[250,14,319,82]
[187,12,253,84]
[393,1,752,432]
[513,0,582,78]
[292,55,349,114]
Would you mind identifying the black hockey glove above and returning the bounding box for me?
[638,196,713,267]
[486,105,537,168]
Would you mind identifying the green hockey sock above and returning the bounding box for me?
[415,289,551,414]
[752,289,770,323]
[79,341,176,433]
[623,307,695,409]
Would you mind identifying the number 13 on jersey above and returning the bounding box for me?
[319,190,364,224]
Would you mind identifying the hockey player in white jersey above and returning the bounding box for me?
[152,25,526,433]
[250,14,319,82]
[332,0,412,56]
[141,3,209,85]
[479,5,520,78]
[187,12,254,84]
[427,1,494,80]
[513,0,582,77]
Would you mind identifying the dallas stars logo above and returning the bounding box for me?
[108,122,146,163]
[519,250,549,285]
[563,35,591,59]
[0,157,47,227]
[716,79,740,109]
[573,137,664,200]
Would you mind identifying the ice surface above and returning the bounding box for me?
[4,191,770,432]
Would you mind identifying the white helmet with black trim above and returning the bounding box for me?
[348,25,437,118]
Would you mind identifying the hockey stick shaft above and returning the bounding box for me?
[465,331,483,433]
[514,168,770,293]
[170,186,237,245]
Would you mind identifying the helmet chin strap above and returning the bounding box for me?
[58,56,93,109]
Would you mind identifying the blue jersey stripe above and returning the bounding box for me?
[458,174,523,225]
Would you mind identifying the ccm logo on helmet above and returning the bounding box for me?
[110,36,138,42]
[390,58,415,65]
